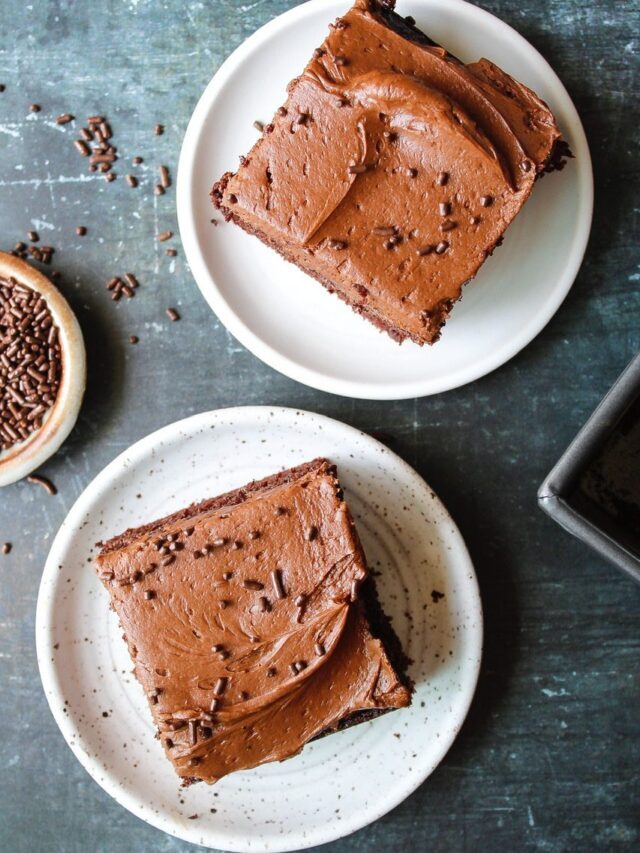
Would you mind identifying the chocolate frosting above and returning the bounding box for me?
[214,0,563,344]
[95,459,411,784]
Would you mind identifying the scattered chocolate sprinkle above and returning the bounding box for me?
[27,231,39,243]
[125,175,138,188]
[440,220,457,232]
[335,56,349,66]
[0,85,4,93]
[438,202,451,216]
[158,230,173,242]
[188,719,198,745]
[165,247,177,257]
[213,677,228,696]
[266,667,276,678]
[294,595,306,607]
[80,127,93,141]
[154,184,165,196]
[209,698,219,712]
[275,506,287,516]
[222,571,233,580]
[407,167,418,178]
[383,240,395,251]
[154,124,164,136]
[165,307,180,322]
[248,530,260,540]
[470,216,481,225]
[417,244,435,256]
[74,139,90,156]
[435,240,450,254]
[315,642,326,657]
[29,104,41,113]
[253,120,264,131]
[27,474,57,496]
[305,525,318,541]
[105,173,115,183]
[436,171,449,186]
[257,596,270,612]
[218,649,230,660]
[144,590,156,600]
[161,554,175,566]
[159,165,171,189]
[313,48,324,59]
[480,195,493,207]
[271,569,286,599]
[75,225,86,236]
[219,599,230,610]
[132,156,143,165]
[348,164,368,174]
[232,540,242,550]
[211,644,223,653]
[521,159,532,172]
[242,579,264,590]
[350,579,361,601]
[289,662,298,675]
[2,543,12,555]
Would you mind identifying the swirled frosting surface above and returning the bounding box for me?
[214,0,563,343]
[95,459,411,784]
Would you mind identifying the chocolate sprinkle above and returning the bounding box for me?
[188,719,198,745]
[213,677,228,696]
[270,569,286,599]
[438,202,451,216]
[315,642,326,657]
[166,308,180,322]
[435,241,450,254]
[144,590,156,600]
[480,195,493,207]
[56,113,74,125]
[0,277,62,451]
[2,543,12,555]
[305,525,318,541]
[27,474,57,496]
[242,579,264,590]
[436,171,449,186]
[417,244,435,256]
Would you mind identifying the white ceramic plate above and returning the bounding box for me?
[177,0,593,401]
[37,407,482,852]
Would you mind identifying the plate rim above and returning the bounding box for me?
[36,405,483,852]
[177,0,594,401]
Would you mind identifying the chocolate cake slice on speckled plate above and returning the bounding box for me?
[94,458,412,785]
[212,0,567,345]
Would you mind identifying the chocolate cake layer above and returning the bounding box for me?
[95,458,412,784]
[212,0,565,345]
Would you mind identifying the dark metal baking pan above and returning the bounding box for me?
[538,352,640,584]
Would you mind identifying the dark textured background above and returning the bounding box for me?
[0,1,638,851]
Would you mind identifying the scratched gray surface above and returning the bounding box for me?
[0,1,638,851]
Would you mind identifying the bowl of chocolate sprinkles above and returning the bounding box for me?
[0,251,85,486]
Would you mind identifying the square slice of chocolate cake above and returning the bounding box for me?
[95,458,412,785]
[212,0,566,345]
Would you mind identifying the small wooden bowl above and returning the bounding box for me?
[0,252,86,487]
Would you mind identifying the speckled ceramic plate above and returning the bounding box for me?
[37,407,482,852]
[177,0,593,400]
